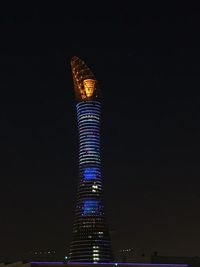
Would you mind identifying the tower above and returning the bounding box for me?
[69,56,113,262]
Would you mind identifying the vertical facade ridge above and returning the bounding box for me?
[69,57,113,262]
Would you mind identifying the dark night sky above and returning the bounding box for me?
[0,2,200,261]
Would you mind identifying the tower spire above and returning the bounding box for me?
[71,56,102,101]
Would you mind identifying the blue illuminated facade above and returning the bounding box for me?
[83,168,98,180]
[83,200,100,215]
[69,57,113,263]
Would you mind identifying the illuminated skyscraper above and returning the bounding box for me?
[69,56,113,262]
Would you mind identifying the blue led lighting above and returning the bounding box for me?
[83,200,100,215]
[30,263,188,267]
[83,168,98,180]
[68,263,188,267]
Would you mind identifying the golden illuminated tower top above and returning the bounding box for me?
[71,56,102,101]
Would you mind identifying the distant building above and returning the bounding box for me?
[20,250,66,262]
[69,57,113,262]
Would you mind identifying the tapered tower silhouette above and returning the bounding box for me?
[69,56,113,262]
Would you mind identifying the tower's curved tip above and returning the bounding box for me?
[71,56,80,65]
[70,56,102,101]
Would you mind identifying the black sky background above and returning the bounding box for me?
[0,2,200,261]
